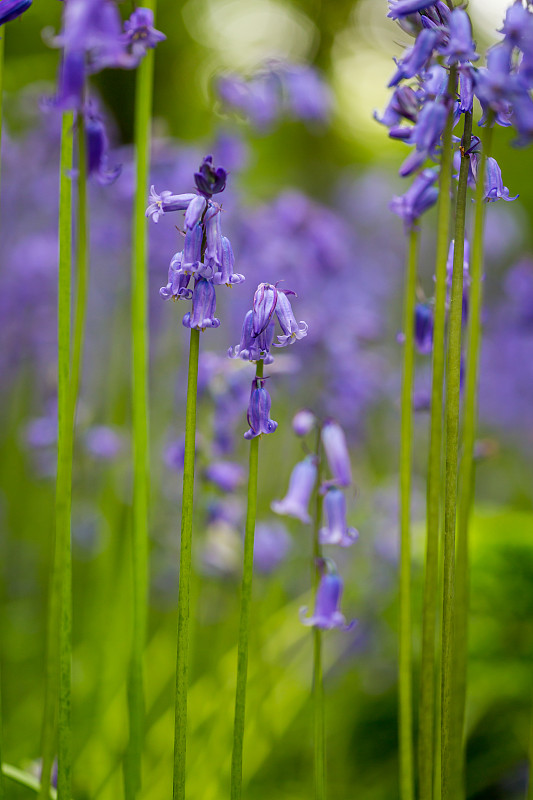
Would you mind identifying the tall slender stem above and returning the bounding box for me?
[399,227,418,800]
[128,6,156,796]
[312,433,325,800]
[419,72,457,800]
[173,327,201,800]
[55,110,75,800]
[0,29,5,800]
[453,122,493,792]
[230,360,264,800]
[70,114,89,409]
[441,111,472,800]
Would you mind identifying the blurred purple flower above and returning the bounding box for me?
[253,522,292,573]
[319,487,359,547]
[271,455,318,523]
[204,460,245,492]
[0,0,32,26]
[84,425,123,460]
[300,565,355,631]
[122,8,166,63]
[321,419,352,487]
[292,408,317,437]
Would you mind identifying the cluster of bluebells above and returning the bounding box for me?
[217,61,333,130]
[379,0,524,231]
[148,155,244,331]
[272,412,356,631]
[43,0,165,184]
[229,282,308,439]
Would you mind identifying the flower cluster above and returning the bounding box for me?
[273,413,356,631]
[149,155,244,331]
[43,0,165,185]
[229,282,308,440]
[379,2,524,229]
[217,61,332,130]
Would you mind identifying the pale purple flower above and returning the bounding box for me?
[252,282,278,336]
[204,460,245,492]
[253,522,292,574]
[388,0,440,20]
[84,425,122,460]
[212,236,245,286]
[271,455,318,523]
[439,9,479,65]
[244,377,278,440]
[483,157,519,202]
[85,105,121,185]
[390,168,439,229]
[123,8,166,63]
[184,194,207,229]
[182,278,220,330]
[388,29,438,86]
[321,419,352,487]
[228,309,275,364]
[159,253,192,300]
[319,488,359,548]
[282,64,333,123]
[300,565,355,631]
[292,408,317,437]
[146,186,195,223]
[274,290,308,346]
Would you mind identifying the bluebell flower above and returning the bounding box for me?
[184,194,207,229]
[84,105,121,185]
[319,488,359,548]
[205,206,223,268]
[419,64,448,101]
[439,9,478,65]
[482,157,519,202]
[271,455,318,523]
[122,8,166,63]
[414,303,434,354]
[217,72,280,130]
[228,310,275,363]
[282,64,333,123]
[292,409,317,437]
[321,419,352,487]
[204,460,245,492]
[253,522,292,574]
[0,0,32,26]
[374,86,420,129]
[390,168,439,229]
[194,155,227,198]
[212,237,245,286]
[458,64,475,113]
[84,425,123,460]
[388,29,438,87]
[244,377,278,440]
[274,290,308,346]
[300,563,355,631]
[182,278,220,330]
[399,100,447,176]
[159,254,192,300]
[388,0,441,20]
[499,1,533,50]
[252,282,278,337]
[511,90,533,145]
[146,186,195,223]
[44,50,86,112]
[474,45,514,127]
[181,225,207,278]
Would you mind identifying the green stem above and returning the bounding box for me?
[70,114,89,410]
[0,30,4,800]
[230,360,264,800]
[441,111,472,800]
[56,110,75,800]
[173,327,201,800]
[312,433,325,800]
[128,5,155,795]
[419,74,457,800]
[453,122,493,793]
[399,227,418,800]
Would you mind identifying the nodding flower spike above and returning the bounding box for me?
[213,237,245,286]
[146,187,195,223]
[182,278,220,331]
[271,455,318,524]
[274,290,308,346]
[414,304,434,354]
[300,563,355,631]
[184,194,207,229]
[0,0,32,25]
[319,488,359,548]
[321,419,352,487]
[244,377,278,440]
[229,310,275,363]
[194,155,227,198]
[292,408,317,437]
[252,282,278,337]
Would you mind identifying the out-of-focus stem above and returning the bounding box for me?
[399,227,419,800]
[128,3,156,795]
[441,110,472,800]
[230,360,264,800]
[419,68,457,800]
[312,431,325,800]
[454,121,493,795]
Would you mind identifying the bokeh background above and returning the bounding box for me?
[1,1,533,798]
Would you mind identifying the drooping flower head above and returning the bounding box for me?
[271,455,318,523]
[244,377,278,440]
[319,487,359,548]
[321,419,352,488]
[300,559,356,631]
